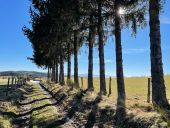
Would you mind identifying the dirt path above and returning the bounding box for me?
[13,85,32,128]
[39,83,79,128]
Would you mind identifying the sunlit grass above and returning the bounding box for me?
[30,84,59,128]
[0,76,8,85]
[76,75,170,102]
[0,76,21,128]
[0,115,12,128]
[0,75,170,127]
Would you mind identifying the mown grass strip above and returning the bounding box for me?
[30,84,60,128]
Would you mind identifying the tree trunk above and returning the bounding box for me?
[59,64,61,84]
[55,60,58,83]
[67,42,71,81]
[47,67,50,80]
[59,54,65,85]
[147,78,151,103]
[97,0,106,95]
[88,15,95,91]
[74,31,79,87]
[52,61,56,82]
[149,0,169,108]
[49,67,52,81]
[115,1,126,123]
[108,77,112,96]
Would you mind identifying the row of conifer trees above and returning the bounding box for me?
[24,0,169,121]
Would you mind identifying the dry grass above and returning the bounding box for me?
[77,75,170,102]
[0,76,8,85]
[0,76,23,128]
[1,75,170,127]
[49,75,170,125]
[43,82,169,127]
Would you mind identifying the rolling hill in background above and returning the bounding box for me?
[0,71,47,77]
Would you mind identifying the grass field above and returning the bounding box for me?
[0,76,20,128]
[0,76,170,127]
[1,75,170,102]
[0,76,9,85]
[77,75,170,102]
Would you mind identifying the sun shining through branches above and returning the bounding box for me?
[118,7,125,15]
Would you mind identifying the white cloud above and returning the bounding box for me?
[94,58,113,64]
[123,48,147,54]
[105,59,114,63]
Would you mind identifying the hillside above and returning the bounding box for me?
[0,71,47,77]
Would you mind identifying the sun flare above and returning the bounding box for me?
[118,8,125,15]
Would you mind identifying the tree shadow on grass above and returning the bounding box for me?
[85,95,102,128]
[112,104,155,128]
[97,106,115,128]
[39,83,62,98]
[49,87,60,94]
[18,97,53,106]
[2,85,66,124]
[44,90,87,128]
[0,110,17,118]
[121,113,153,128]
[0,84,20,101]
[27,92,49,98]
[16,93,67,118]
[0,84,24,118]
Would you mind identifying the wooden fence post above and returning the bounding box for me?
[21,79,23,85]
[14,77,17,89]
[6,77,10,96]
[23,79,25,85]
[81,77,83,89]
[10,77,14,93]
[17,79,19,86]
[147,78,151,103]
[14,78,16,84]
[108,77,112,97]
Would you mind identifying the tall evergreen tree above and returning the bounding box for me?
[88,15,96,91]
[114,0,126,121]
[113,0,147,123]
[97,0,107,95]
[149,0,169,108]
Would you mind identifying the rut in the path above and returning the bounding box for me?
[13,86,33,128]
[13,83,67,128]
[39,83,88,128]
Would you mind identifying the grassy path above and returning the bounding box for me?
[28,83,59,128]
[11,83,60,128]
[13,85,32,128]
[39,83,85,128]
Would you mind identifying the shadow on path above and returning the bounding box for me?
[18,97,53,106]
[44,90,87,128]
[85,96,101,128]
[16,93,66,118]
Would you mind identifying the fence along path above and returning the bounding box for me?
[6,77,26,97]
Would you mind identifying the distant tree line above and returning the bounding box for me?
[0,71,47,77]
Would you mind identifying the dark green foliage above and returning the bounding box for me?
[23,0,169,119]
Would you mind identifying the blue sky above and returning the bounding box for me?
[0,0,170,76]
